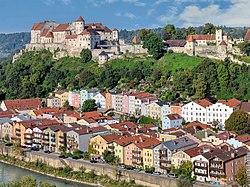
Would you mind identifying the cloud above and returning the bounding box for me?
[41,0,72,5]
[123,0,145,6]
[124,12,136,19]
[178,0,250,27]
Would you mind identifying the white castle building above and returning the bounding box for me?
[25,16,120,59]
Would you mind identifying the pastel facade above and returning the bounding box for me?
[69,91,81,108]
[93,93,106,109]
[162,114,183,130]
[55,91,69,107]
[80,89,99,107]
[47,97,60,108]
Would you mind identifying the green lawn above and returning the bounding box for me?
[156,53,204,73]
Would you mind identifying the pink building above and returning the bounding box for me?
[72,92,81,108]
[122,94,129,114]
[124,142,138,166]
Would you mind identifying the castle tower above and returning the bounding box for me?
[216,29,223,45]
[112,28,119,41]
[74,16,85,35]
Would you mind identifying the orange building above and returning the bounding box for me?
[170,103,183,115]
[105,92,113,109]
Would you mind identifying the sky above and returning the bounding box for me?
[0,0,250,33]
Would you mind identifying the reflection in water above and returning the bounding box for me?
[0,162,92,187]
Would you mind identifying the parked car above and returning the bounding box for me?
[153,171,161,175]
[167,173,177,178]
[145,170,153,174]
[44,150,51,154]
[125,165,133,170]
[90,159,98,163]
[58,155,68,159]
[31,147,39,151]
[133,168,140,172]
[118,164,125,169]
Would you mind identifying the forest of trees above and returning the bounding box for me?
[0,49,249,102]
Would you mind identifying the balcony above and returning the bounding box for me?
[24,132,32,136]
[16,132,21,137]
[24,136,32,140]
[132,161,143,166]
[67,137,75,141]
[68,142,78,146]
[59,136,64,139]
[159,152,168,157]
[194,165,208,169]
[210,171,225,177]
[132,150,141,154]
[194,172,208,177]
[132,155,142,159]
[43,137,49,141]
[108,145,115,149]
[25,141,32,145]
[160,159,171,164]
[15,128,20,132]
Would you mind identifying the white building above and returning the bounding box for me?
[162,114,183,130]
[94,92,106,109]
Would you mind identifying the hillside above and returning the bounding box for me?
[0,50,249,102]
[0,32,30,60]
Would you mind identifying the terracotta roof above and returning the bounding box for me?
[132,36,140,44]
[135,137,160,149]
[0,111,16,118]
[164,40,186,47]
[217,98,241,108]
[101,134,121,143]
[240,102,250,113]
[185,121,211,130]
[187,34,216,41]
[31,23,45,30]
[162,127,177,133]
[236,134,250,143]
[3,98,42,111]
[102,26,112,33]
[216,131,238,141]
[169,130,186,137]
[184,147,201,157]
[219,40,227,46]
[66,35,77,39]
[79,29,99,35]
[18,119,59,129]
[33,108,59,116]
[245,29,250,41]
[53,24,69,32]
[195,99,213,108]
[75,16,84,22]
[41,28,50,37]
[166,114,182,120]
[46,32,54,38]
[113,28,118,31]
[75,126,107,135]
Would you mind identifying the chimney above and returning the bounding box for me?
[80,113,82,118]
[231,152,235,158]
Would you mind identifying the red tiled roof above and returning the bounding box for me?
[53,24,69,32]
[166,114,182,120]
[3,98,42,111]
[41,28,50,37]
[46,32,54,38]
[66,35,77,39]
[236,134,250,143]
[184,147,201,157]
[217,98,241,108]
[102,26,112,33]
[79,29,99,35]
[18,119,59,129]
[219,40,227,46]
[75,126,107,135]
[216,131,238,141]
[169,130,186,137]
[31,23,45,30]
[185,121,211,130]
[195,99,213,108]
[33,107,59,116]
[132,36,140,44]
[101,134,121,143]
[75,16,84,22]
[187,34,216,41]
[245,29,250,41]
[0,111,16,118]
[164,40,186,47]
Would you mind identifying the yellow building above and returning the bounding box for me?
[55,90,69,107]
[89,134,120,156]
[143,147,154,169]
[158,133,176,142]
[147,102,162,120]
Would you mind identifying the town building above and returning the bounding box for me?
[55,90,69,107]
[80,89,99,107]
[162,114,183,130]
[93,92,106,109]
[47,96,60,108]
[1,98,42,112]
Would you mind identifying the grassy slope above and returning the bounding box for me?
[108,53,203,74]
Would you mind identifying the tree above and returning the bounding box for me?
[143,32,165,60]
[103,150,118,165]
[236,166,248,187]
[81,99,97,112]
[185,26,195,37]
[139,29,151,41]
[162,24,176,40]
[225,110,250,135]
[80,49,92,63]
[238,41,250,56]
[192,74,207,99]
[72,149,82,159]
[202,23,216,34]
[176,161,193,180]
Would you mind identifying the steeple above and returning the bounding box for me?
[75,16,84,22]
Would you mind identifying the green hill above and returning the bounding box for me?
[0,50,249,101]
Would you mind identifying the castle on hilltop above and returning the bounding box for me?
[23,16,121,60]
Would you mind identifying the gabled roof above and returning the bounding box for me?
[3,98,42,111]
[31,23,46,30]
[164,40,186,47]
[217,98,241,108]
[219,40,227,46]
[113,28,118,31]
[187,34,216,41]
[216,131,238,141]
[79,29,99,35]
[102,26,112,33]
[184,147,202,157]
[166,114,182,120]
[185,121,211,130]
[75,126,107,135]
[53,24,69,32]
[75,16,84,22]
[162,136,198,151]
[132,36,140,44]
[245,29,250,41]
[100,134,121,143]
[236,134,250,143]
[194,99,213,108]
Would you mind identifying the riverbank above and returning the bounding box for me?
[0,154,142,187]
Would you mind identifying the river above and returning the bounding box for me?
[0,161,92,187]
